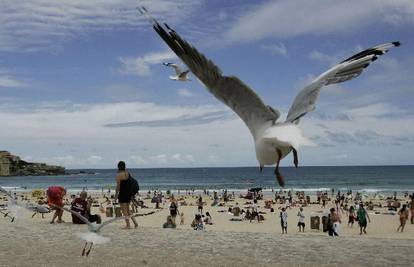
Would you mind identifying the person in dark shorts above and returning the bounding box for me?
[169,200,179,224]
[197,196,203,214]
[297,207,305,232]
[357,203,370,235]
[71,191,101,224]
[348,206,356,227]
[115,161,138,229]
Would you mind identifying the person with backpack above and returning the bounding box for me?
[115,161,138,229]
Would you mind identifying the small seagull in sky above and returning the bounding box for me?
[163,62,191,81]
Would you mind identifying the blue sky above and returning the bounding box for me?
[0,0,413,168]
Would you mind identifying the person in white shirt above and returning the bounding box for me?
[280,207,288,234]
[297,207,305,232]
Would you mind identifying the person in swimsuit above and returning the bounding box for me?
[348,206,356,227]
[397,204,409,232]
[115,161,138,229]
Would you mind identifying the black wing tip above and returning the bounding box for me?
[392,41,401,47]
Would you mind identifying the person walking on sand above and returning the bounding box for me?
[348,206,356,227]
[357,203,370,235]
[280,207,288,234]
[197,196,203,214]
[397,204,409,232]
[297,207,305,232]
[115,161,138,229]
[327,208,341,236]
[47,186,66,224]
[169,199,179,225]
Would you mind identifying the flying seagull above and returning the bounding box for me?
[53,204,128,256]
[163,62,191,81]
[138,7,400,187]
[0,186,49,220]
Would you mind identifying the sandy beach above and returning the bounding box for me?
[1,191,413,266]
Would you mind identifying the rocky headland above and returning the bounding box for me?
[0,151,65,176]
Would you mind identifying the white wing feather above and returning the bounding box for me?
[141,7,279,137]
[286,42,400,123]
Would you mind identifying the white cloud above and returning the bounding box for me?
[346,103,405,118]
[118,51,176,77]
[224,0,414,43]
[260,43,287,57]
[0,0,202,52]
[0,75,26,88]
[177,88,194,97]
[0,100,253,168]
[308,50,339,65]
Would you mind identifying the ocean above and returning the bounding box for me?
[0,166,413,194]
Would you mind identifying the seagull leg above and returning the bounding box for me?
[274,149,285,187]
[32,212,37,218]
[86,242,93,257]
[82,242,88,256]
[292,147,298,168]
[259,166,263,173]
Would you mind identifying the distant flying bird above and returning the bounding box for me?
[0,186,49,220]
[139,7,400,187]
[55,204,128,256]
[163,62,191,81]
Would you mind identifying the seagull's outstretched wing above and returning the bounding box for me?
[0,186,14,199]
[286,42,401,123]
[163,62,182,75]
[140,7,279,137]
[55,204,92,226]
[96,216,128,232]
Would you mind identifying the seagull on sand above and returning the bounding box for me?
[138,6,400,187]
[0,186,49,220]
[163,62,191,81]
[53,204,128,256]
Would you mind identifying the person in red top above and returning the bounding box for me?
[47,186,66,224]
[71,191,101,224]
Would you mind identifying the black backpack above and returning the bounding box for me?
[129,173,139,196]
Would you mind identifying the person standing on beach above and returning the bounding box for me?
[297,207,305,232]
[410,197,414,224]
[47,186,66,224]
[197,196,203,214]
[328,208,340,236]
[170,200,179,225]
[348,206,356,227]
[280,208,288,234]
[397,204,409,232]
[115,161,138,229]
[357,203,370,235]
